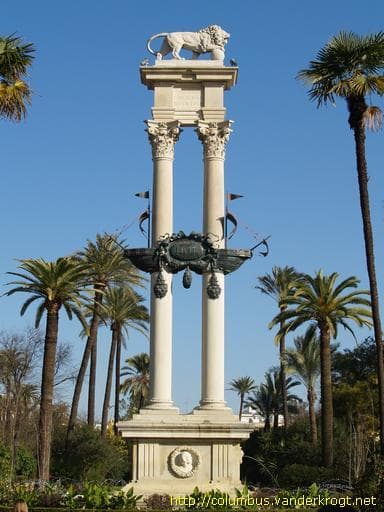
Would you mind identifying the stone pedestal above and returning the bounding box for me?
[118,410,253,495]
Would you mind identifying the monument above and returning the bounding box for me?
[118,25,254,495]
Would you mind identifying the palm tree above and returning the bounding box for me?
[67,233,143,434]
[265,369,301,430]
[285,328,321,445]
[5,258,88,482]
[298,30,384,457]
[100,287,149,436]
[120,353,150,414]
[246,370,300,431]
[256,266,302,428]
[0,34,34,121]
[270,271,372,467]
[228,376,256,420]
[247,385,273,431]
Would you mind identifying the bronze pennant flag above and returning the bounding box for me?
[228,193,244,201]
[226,211,238,239]
[139,209,150,236]
[135,191,150,199]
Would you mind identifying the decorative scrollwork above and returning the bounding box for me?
[196,121,232,160]
[182,267,192,289]
[206,272,222,299]
[124,231,251,299]
[146,120,181,159]
[153,270,168,299]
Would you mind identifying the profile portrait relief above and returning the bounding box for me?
[169,447,200,478]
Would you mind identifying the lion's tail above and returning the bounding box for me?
[147,33,168,55]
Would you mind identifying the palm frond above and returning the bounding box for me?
[363,106,383,131]
[298,31,384,106]
[0,35,35,79]
[34,302,46,328]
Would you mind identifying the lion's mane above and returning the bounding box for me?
[198,25,228,52]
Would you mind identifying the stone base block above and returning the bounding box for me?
[118,409,253,497]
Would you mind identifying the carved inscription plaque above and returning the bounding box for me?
[174,87,201,110]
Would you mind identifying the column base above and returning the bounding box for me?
[192,403,236,421]
[142,400,180,413]
[198,399,229,409]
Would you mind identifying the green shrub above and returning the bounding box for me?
[4,483,40,506]
[60,482,140,510]
[15,447,37,479]
[38,482,67,508]
[279,464,334,488]
[276,482,330,505]
[0,444,11,480]
[51,424,129,482]
[242,422,323,486]
[144,493,171,509]
[185,488,235,509]
[0,481,140,510]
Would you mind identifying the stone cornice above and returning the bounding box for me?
[140,63,238,91]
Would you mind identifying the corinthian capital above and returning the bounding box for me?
[146,120,181,159]
[196,120,233,159]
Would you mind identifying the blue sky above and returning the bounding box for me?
[1,0,384,417]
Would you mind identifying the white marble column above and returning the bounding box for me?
[146,120,180,410]
[197,121,232,409]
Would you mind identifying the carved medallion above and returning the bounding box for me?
[168,446,200,478]
[168,239,205,262]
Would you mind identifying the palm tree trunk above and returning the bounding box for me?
[239,393,244,421]
[273,411,279,431]
[264,414,271,432]
[280,317,289,429]
[319,323,333,467]
[114,330,121,435]
[67,290,103,438]
[138,392,144,412]
[348,95,384,457]
[101,328,118,436]
[88,341,97,427]
[38,305,59,482]
[308,385,317,445]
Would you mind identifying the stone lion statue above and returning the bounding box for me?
[147,25,230,61]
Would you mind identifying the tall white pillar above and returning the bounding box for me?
[146,120,180,410]
[197,121,232,409]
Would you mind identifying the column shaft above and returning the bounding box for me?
[197,121,232,409]
[146,121,180,410]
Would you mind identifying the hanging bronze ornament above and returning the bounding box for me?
[153,270,168,299]
[207,272,221,299]
[182,267,192,289]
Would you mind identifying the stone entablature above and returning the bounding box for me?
[141,62,237,125]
